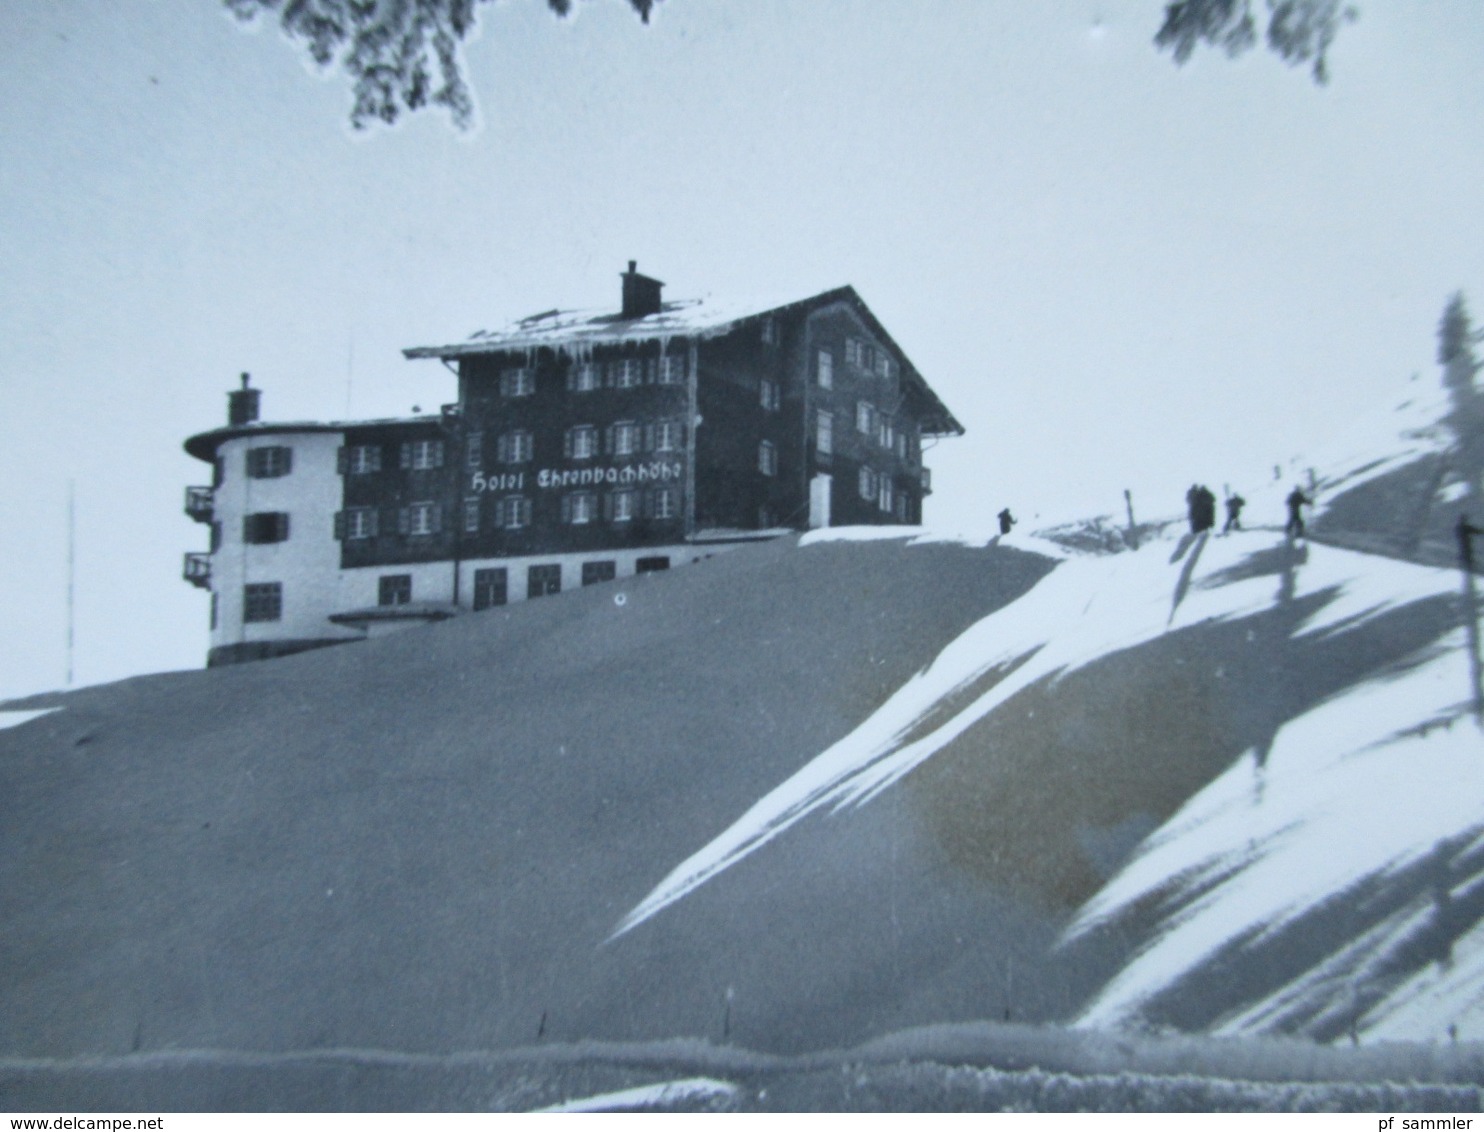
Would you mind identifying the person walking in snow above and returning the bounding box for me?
[1186,484,1202,535]
[1457,513,1484,571]
[1285,486,1312,539]
[1196,485,1217,533]
[998,507,1016,536]
[1224,492,1246,534]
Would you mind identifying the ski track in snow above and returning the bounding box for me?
[614,530,1423,940]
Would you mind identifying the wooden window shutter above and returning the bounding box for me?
[371,445,382,472]
[643,424,655,452]
[431,504,443,533]
[433,442,444,468]
[602,491,615,521]
[400,442,412,469]
[493,498,506,529]
[561,493,572,523]
[397,507,410,536]
[334,511,346,540]
[368,509,379,537]
[605,424,615,454]
[563,429,574,458]
[336,446,347,474]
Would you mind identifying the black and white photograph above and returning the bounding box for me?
[4,0,1484,1114]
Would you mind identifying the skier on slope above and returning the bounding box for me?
[1223,492,1246,534]
[1285,486,1312,540]
[998,507,1016,536]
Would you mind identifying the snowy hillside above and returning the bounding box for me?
[4,380,1484,1107]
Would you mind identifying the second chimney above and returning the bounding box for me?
[620,261,664,320]
[228,372,261,426]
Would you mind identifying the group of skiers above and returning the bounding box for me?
[992,485,1316,542]
[1183,483,1313,539]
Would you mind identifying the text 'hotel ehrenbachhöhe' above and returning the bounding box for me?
[182,263,964,666]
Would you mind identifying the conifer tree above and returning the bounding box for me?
[1154,0,1357,84]
[224,0,658,131]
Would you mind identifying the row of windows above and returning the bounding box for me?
[338,440,444,475]
[239,559,676,623]
[335,486,683,540]
[499,355,690,398]
[814,340,895,391]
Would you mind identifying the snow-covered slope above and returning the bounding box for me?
[4,378,1484,1100]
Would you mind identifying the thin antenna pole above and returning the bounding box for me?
[66,479,75,687]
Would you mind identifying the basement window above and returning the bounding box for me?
[243,582,282,623]
[473,567,507,610]
[379,574,412,606]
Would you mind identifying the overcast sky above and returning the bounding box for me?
[3,1,1483,701]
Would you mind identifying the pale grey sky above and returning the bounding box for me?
[3,1,1483,700]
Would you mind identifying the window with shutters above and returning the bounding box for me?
[859,466,876,501]
[243,511,290,544]
[378,574,412,606]
[758,440,777,477]
[243,582,282,622]
[845,338,861,368]
[345,445,381,474]
[246,446,291,478]
[582,560,617,586]
[611,488,637,523]
[878,418,894,451]
[473,567,507,610]
[566,425,597,460]
[611,421,639,456]
[500,368,534,397]
[651,486,677,520]
[653,420,681,452]
[463,498,480,533]
[405,439,443,470]
[407,501,439,536]
[497,496,531,530]
[563,491,596,525]
[569,362,600,392]
[465,432,483,471]
[339,507,378,540]
[607,359,640,388]
[856,401,876,435]
[497,430,533,464]
[760,379,780,412]
[878,479,894,513]
[658,354,687,385]
[817,410,834,457]
[817,349,834,389]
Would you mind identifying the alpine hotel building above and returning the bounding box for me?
[183,265,964,665]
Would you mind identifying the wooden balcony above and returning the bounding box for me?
[184,485,214,524]
[182,552,211,589]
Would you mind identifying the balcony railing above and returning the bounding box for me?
[184,485,214,524]
[183,552,211,589]
[919,467,932,495]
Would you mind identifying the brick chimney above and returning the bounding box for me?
[620,260,664,320]
[227,372,261,426]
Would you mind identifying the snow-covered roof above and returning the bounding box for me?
[403,284,966,436]
[184,414,442,462]
[402,291,842,360]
